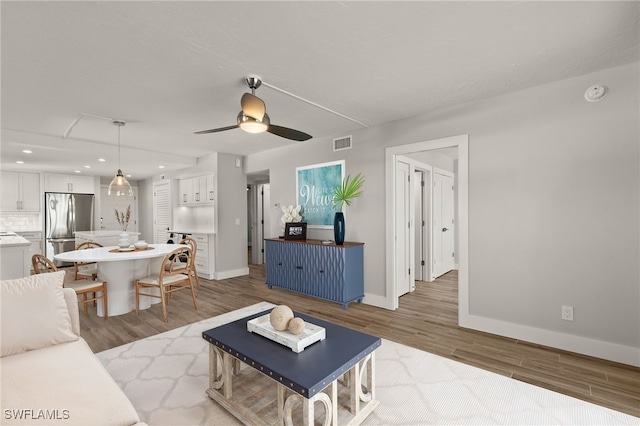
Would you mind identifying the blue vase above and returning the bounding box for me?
[334,212,345,245]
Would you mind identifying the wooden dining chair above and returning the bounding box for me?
[74,241,103,280]
[178,237,201,289]
[31,254,108,319]
[135,246,198,323]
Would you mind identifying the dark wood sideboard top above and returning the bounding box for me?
[265,238,364,248]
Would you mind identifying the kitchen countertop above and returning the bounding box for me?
[168,229,215,235]
[0,234,31,247]
[76,230,141,236]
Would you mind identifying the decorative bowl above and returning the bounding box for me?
[134,240,148,250]
[118,243,131,249]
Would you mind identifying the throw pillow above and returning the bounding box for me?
[1,271,78,357]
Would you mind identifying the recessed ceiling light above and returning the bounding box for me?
[84,165,91,168]
[74,170,81,173]
[22,150,32,154]
[159,165,165,169]
[16,160,24,164]
[98,158,106,162]
[126,174,132,178]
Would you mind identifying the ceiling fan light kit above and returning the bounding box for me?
[237,111,269,134]
[108,120,133,197]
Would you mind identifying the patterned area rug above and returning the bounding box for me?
[97,302,637,425]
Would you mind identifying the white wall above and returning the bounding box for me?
[215,153,248,279]
[245,62,639,365]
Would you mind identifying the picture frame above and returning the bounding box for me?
[284,222,307,240]
[296,160,345,228]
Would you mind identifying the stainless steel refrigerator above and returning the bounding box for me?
[45,192,95,266]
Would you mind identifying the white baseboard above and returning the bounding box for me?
[460,313,640,367]
[214,267,249,280]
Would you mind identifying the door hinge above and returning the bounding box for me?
[452,252,455,257]
[408,221,410,229]
[421,260,425,266]
[408,268,411,275]
[408,175,411,182]
[421,180,425,187]
[422,220,425,227]
[452,185,455,190]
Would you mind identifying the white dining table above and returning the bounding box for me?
[54,243,186,317]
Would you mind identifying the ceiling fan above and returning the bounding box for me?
[195,76,312,141]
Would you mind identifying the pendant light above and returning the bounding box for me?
[108,120,133,197]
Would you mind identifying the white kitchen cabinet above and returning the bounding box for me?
[45,173,95,194]
[0,172,40,213]
[16,231,43,272]
[178,174,214,206]
[192,233,215,279]
[178,178,194,205]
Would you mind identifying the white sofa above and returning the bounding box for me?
[1,271,145,425]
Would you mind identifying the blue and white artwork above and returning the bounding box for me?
[296,160,344,228]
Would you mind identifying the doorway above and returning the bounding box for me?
[384,134,468,326]
[247,171,270,265]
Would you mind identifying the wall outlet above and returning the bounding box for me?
[561,305,574,321]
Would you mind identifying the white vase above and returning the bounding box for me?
[118,232,130,248]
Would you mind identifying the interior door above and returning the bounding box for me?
[433,171,455,278]
[153,182,171,244]
[396,160,412,296]
[414,171,425,281]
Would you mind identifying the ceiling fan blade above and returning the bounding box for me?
[267,125,312,141]
[194,124,239,135]
[241,93,265,120]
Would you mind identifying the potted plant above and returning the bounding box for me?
[332,173,365,245]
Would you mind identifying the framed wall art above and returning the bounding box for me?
[284,222,307,240]
[296,160,344,228]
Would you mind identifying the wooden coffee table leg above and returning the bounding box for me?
[350,352,376,416]
[280,382,334,426]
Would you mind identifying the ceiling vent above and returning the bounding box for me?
[333,135,352,151]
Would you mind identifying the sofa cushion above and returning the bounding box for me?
[1,271,78,357]
[1,338,142,425]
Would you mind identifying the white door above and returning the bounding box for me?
[251,183,269,265]
[433,171,455,278]
[153,182,171,244]
[414,171,425,281]
[396,160,412,296]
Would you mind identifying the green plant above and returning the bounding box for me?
[332,173,365,212]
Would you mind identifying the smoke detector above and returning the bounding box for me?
[584,84,608,102]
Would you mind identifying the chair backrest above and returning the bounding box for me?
[162,246,193,277]
[76,241,103,251]
[32,254,58,274]
[178,238,197,263]
[74,241,103,279]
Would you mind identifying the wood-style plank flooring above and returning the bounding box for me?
[79,262,640,418]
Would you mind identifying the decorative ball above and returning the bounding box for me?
[288,317,306,335]
[269,305,294,331]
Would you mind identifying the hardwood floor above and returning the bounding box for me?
[79,264,640,418]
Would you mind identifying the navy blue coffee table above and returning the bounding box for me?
[202,310,381,425]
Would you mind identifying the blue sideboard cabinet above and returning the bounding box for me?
[264,238,364,309]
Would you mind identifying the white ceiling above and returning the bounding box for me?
[2,1,638,180]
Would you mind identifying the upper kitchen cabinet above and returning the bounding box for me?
[0,172,40,213]
[45,173,96,194]
[178,174,215,206]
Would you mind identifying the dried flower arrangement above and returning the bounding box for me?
[115,205,132,232]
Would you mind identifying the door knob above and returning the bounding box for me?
[442,227,448,232]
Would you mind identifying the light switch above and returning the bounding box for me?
[235,158,241,168]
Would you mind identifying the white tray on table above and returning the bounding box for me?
[247,314,326,353]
